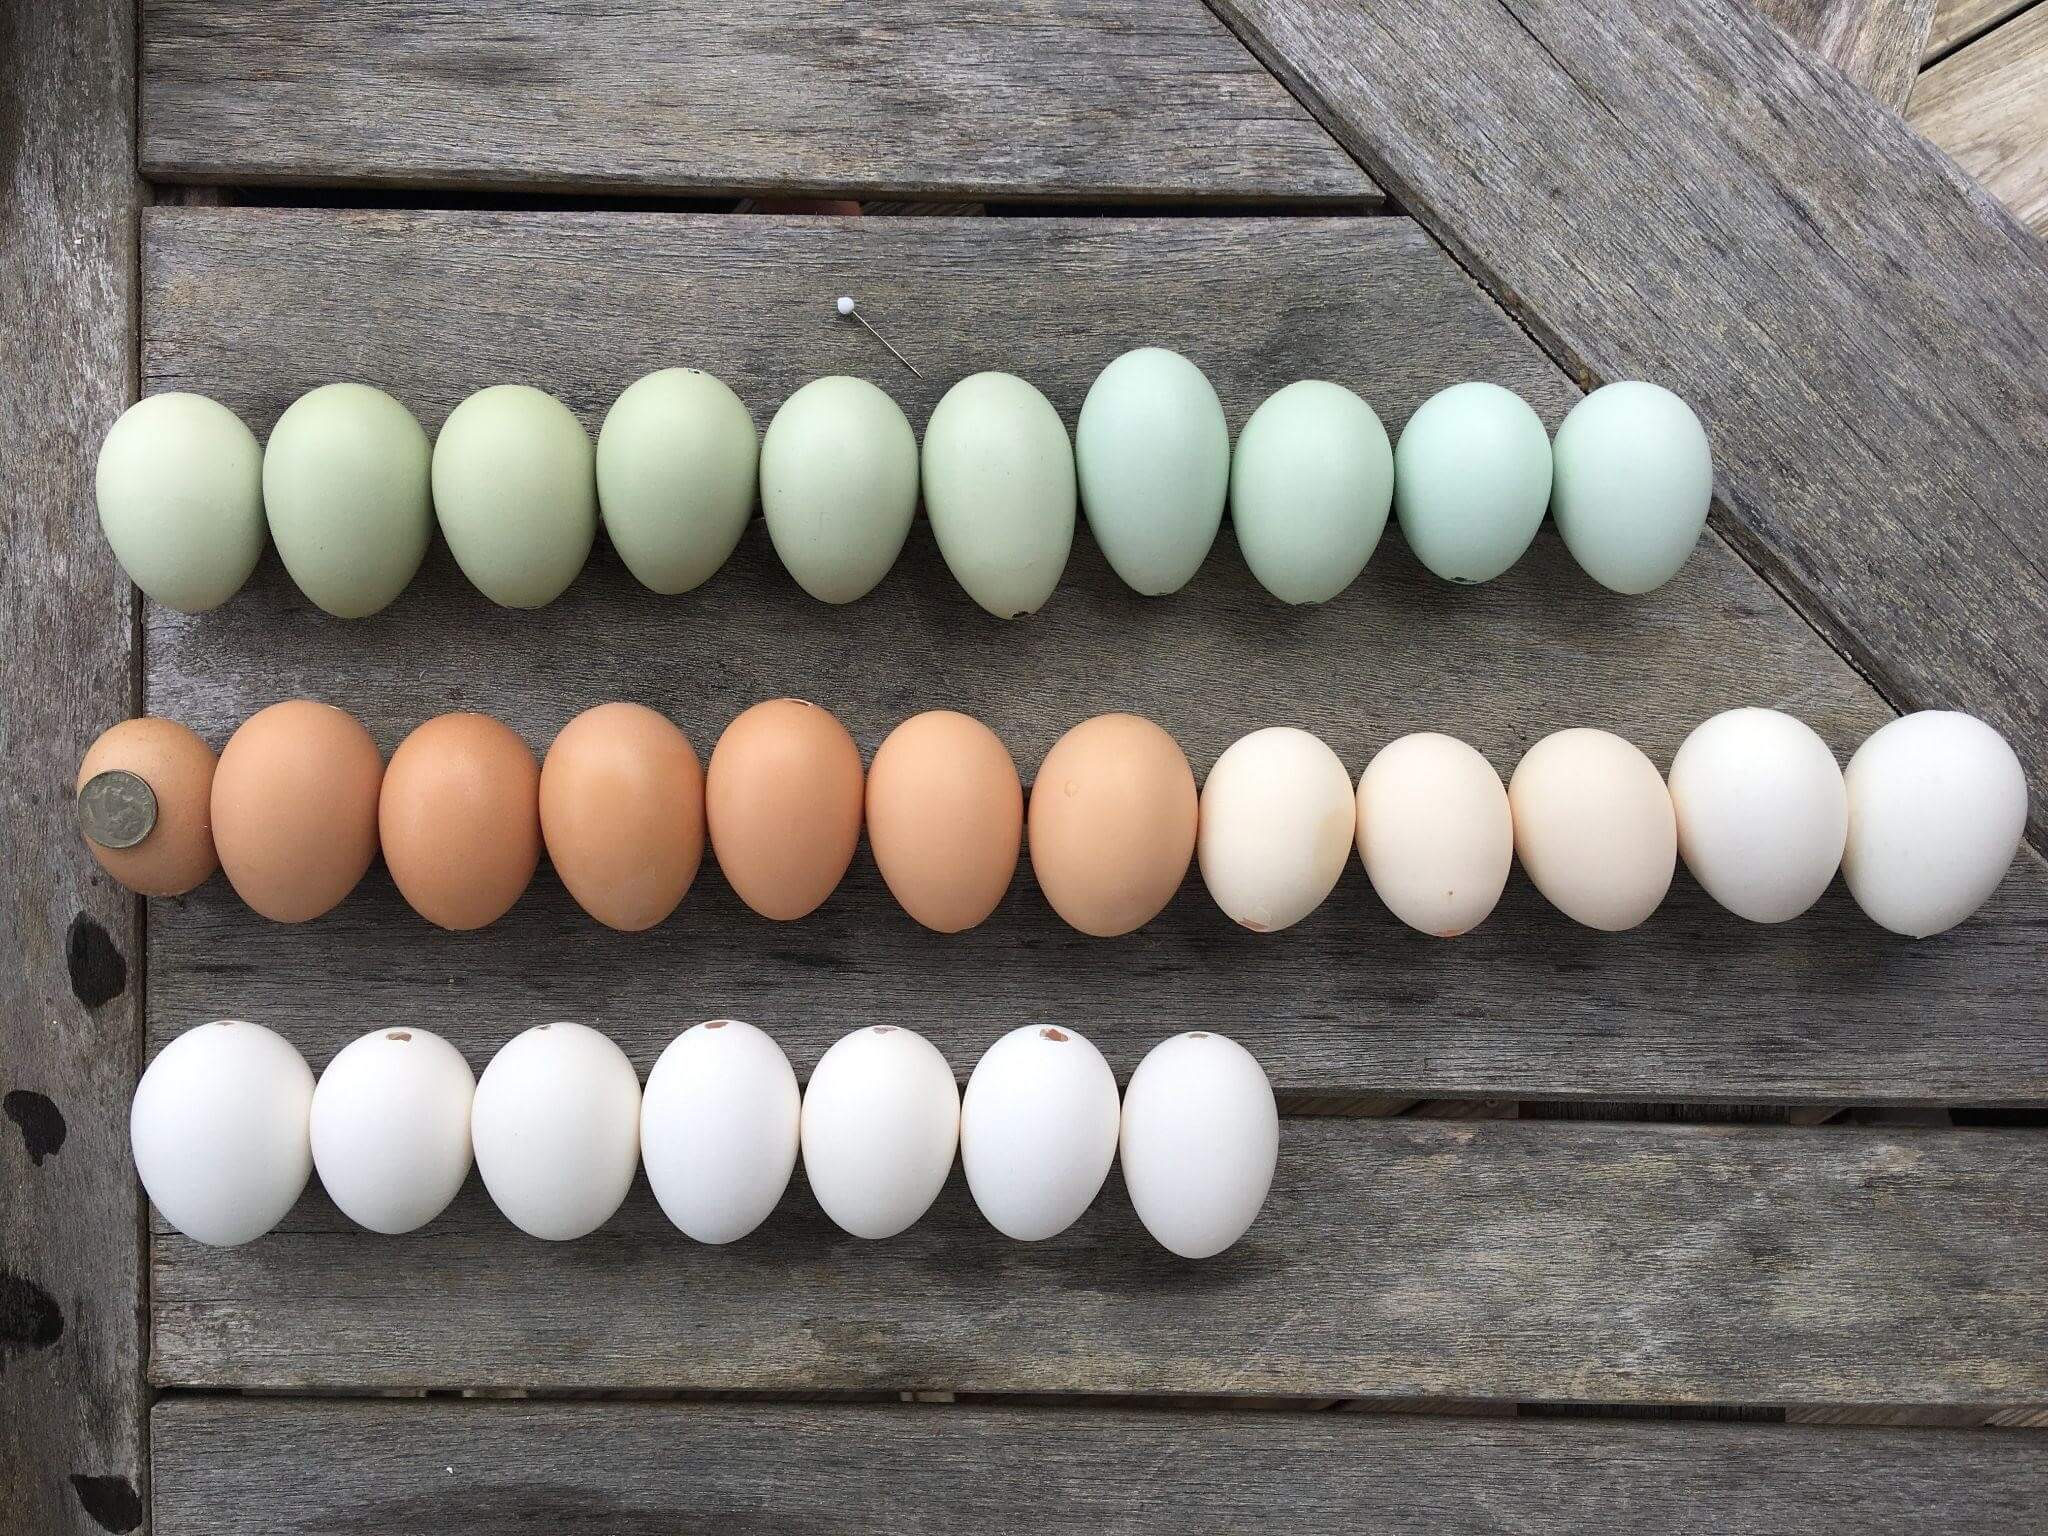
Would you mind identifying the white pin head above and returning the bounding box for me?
[835,295,856,316]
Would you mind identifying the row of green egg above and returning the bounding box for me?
[95,350,1713,621]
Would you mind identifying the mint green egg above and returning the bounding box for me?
[1075,347,1228,596]
[760,376,918,605]
[1551,381,1713,594]
[262,382,431,618]
[596,368,758,595]
[1393,382,1552,584]
[431,384,595,609]
[921,372,1075,618]
[95,392,264,613]
[1230,380,1392,604]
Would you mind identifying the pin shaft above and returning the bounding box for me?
[838,299,924,379]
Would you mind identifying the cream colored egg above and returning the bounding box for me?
[1196,727,1353,933]
[1668,708,1845,924]
[1508,728,1675,931]
[1355,733,1512,937]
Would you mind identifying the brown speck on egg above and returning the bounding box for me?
[386,1030,412,1042]
[1238,918,1268,933]
[1040,1027,1068,1043]
[705,1020,728,1030]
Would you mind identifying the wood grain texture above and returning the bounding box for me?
[138,207,2048,1105]
[0,3,146,1533]
[138,0,1378,204]
[1924,0,2035,59]
[151,1398,2048,1534]
[1911,3,2048,232]
[149,1119,2048,1401]
[1207,0,2048,847]
[1751,0,1938,104]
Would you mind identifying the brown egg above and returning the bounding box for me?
[706,699,863,921]
[866,710,1021,933]
[211,700,383,922]
[1029,713,1197,938]
[76,716,219,896]
[380,713,541,931]
[540,703,705,932]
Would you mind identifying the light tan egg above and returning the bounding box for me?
[1508,727,1675,932]
[540,703,704,932]
[211,700,383,922]
[1028,713,1197,937]
[1355,732,1513,938]
[867,710,1022,933]
[380,713,541,930]
[76,716,219,896]
[706,699,864,921]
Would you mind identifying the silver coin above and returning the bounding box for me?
[78,769,158,850]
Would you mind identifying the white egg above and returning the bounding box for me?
[1509,728,1676,931]
[309,1027,474,1234]
[641,1019,801,1244]
[470,1021,641,1241]
[1118,1032,1277,1259]
[800,1025,959,1240]
[1842,711,2027,937]
[1668,708,1846,924]
[1355,732,1512,937]
[130,1020,313,1246]
[960,1024,1120,1241]
[1197,727,1354,933]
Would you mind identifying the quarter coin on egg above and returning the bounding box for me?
[597,367,759,596]
[1509,728,1676,931]
[432,384,596,608]
[760,376,918,604]
[1119,1031,1277,1260]
[1229,379,1392,605]
[1075,346,1229,596]
[76,716,219,897]
[1551,381,1712,595]
[1197,726,1355,933]
[310,1026,475,1234]
[540,703,705,932]
[1354,732,1513,938]
[961,1024,1120,1242]
[801,1025,960,1240]
[380,713,542,931]
[1393,381,1552,584]
[1028,712,1198,938]
[96,391,265,613]
[130,1020,313,1247]
[866,710,1022,933]
[1668,707,1846,924]
[641,1019,800,1244]
[706,698,864,921]
[211,700,383,923]
[921,371,1076,618]
[471,1021,642,1241]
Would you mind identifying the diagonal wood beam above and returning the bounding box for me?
[1751,0,1939,107]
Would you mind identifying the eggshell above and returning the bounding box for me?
[212,700,383,923]
[800,1025,959,1240]
[96,392,265,613]
[866,710,1022,933]
[641,1019,800,1243]
[1509,728,1675,931]
[1550,381,1712,594]
[1229,380,1392,604]
[310,1026,474,1234]
[706,699,864,921]
[1669,708,1845,924]
[961,1024,1119,1241]
[540,703,705,932]
[1355,732,1512,938]
[1029,713,1197,938]
[760,376,918,604]
[1075,347,1229,595]
[76,716,219,897]
[921,371,1076,617]
[1118,1031,1277,1259]
[596,367,758,595]
[1393,381,1551,584]
[1842,711,2026,937]
[432,384,596,608]
[470,1021,641,1241]
[380,713,541,931]
[263,382,432,618]
[130,1020,313,1246]
[1197,726,1354,933]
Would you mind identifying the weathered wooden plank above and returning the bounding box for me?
[139,207,2048,1105]
[0,2,146,1533]
[1924,0,2033,60]
[1207,0,2048,847]
[1751,0,1937,105]
[138,0,1378,204]
[1911,3,2048,233]
[151,1397,2048,1534]
[150,1119,2048,1401]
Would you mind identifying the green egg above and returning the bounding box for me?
[1551,381,1712,594]
[921,372,1075,618]
[1074,346,1228,596]
[1393,381,1552,584]
[1230,380,1392,604]
[596,368,758,596]
[262,382,431,618]
[760,376,918,605]
[431,384,596,609]
[95,391,265,613]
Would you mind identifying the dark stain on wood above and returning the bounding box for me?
[68,1474,144,1533]
[4,1090,67,1166]
[66,913,128,1010]
[0,1271,65,1351]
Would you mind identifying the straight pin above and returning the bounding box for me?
[836,295,923,379]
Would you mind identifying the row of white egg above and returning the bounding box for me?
[130,1018,1278,1261]
[95,360,1708,621]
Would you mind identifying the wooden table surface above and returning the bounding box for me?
[5,2,2045,1532]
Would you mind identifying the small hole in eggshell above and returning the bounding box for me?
[705,1020,728,1030]
[1188,1032,1209,1040]
[386,1030,412,1042]
[1041,1027,1068,1043]
[873,1025,896,1034]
